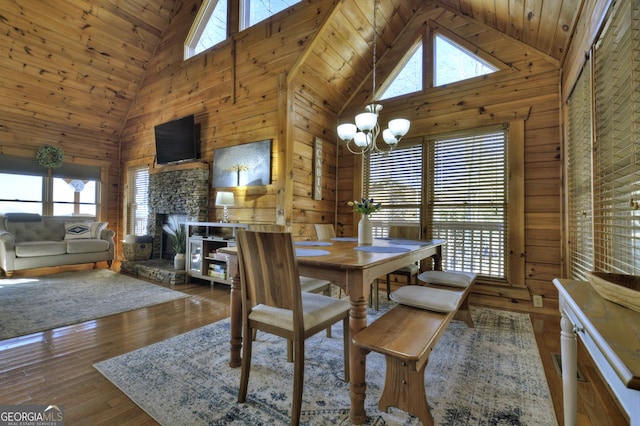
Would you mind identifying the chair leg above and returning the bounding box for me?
[291,338,305,425]
[342,316,350,382]
[324,286,332,338]
[238,325,253,403]
[386,274,391,300]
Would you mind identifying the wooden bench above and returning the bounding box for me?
[353,285,472,425]
[418,270,477,328]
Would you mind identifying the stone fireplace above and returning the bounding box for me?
[148,163,209,258]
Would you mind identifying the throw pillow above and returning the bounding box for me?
[90,221,108,238]
[64,222,92,240]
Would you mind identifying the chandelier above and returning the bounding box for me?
[336,0,410,155]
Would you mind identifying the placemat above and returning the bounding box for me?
[295,248,330,257]
[354,246,411,253]
[388,239,431,246]
[295,241,333,246]
[331,237,358,242]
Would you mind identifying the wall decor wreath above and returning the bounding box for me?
[35,145,64,169]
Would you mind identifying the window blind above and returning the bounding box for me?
[566,60,594,280]
[127,166,149,236]
[593,0,640,274]
[430,128,507,278]
[365,145,422,237]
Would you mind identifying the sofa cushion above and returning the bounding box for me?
[5,213,42,222]
[90,221,108,238]
[64,222,92,240]
[66,239,110,254]
[15,241,66,257]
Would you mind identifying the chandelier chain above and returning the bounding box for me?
[372,0,377,102]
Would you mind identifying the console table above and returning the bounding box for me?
[553,278,639,425]
[185,222,248,285]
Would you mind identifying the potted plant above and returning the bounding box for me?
[163,216,187,269]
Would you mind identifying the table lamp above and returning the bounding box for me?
[215,191,235,223]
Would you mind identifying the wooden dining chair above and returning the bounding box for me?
[371,225,422,310]
[314,223,336,240]
[236,229,350,425]
[248,223,333,338]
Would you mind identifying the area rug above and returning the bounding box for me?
[0,269,188,340]
[94,307,558,425]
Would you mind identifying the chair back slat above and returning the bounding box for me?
[314,223,336,239]
[389,225,421,240]
[236,230,302,314]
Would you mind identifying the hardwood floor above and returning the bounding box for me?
[0,269,629,425]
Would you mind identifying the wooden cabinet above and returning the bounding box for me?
[186,222,247,285]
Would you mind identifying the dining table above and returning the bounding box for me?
[219,236,446,424]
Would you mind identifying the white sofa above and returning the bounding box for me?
[0,213,114,277]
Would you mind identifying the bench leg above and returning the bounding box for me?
[379,355,434,426]
[454,294,474,328]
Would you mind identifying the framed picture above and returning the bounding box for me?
[212,139,272,187]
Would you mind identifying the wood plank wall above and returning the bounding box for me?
[120,0,336,229]
[0,0,175,243]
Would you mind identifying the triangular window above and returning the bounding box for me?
[379,42,423,101]
[185,0,301,60]
[379,32,500,99]
[240,0,301,31]
[434,33,497,86]
[185,0,228,60]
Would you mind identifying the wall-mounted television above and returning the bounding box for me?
[154,115,199,165]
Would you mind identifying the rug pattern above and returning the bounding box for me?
[0,269,188,340]
[94,307,558,425]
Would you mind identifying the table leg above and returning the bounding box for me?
[560,313,578,426]
[229,270,242,368]
[349,289,369,424]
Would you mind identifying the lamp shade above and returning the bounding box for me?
[215,191,235,206]
[337,123,357,141]
[354,132,369,147]
[355,112,377,132]
[382,128,398,145]
[388,118,410,137]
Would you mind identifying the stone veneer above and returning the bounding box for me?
[148,163,209,258]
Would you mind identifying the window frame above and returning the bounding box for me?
[0,155,101,217]
[363,122,524,285]
[125,165,150,236]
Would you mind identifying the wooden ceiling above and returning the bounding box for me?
[0,0,585,148]
[436,0,583,61]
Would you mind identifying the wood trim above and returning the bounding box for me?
[509,120,526,287]
[561,0,612,103]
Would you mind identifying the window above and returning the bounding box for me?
[429,129,507,278]
[566,61,593,280]
[240,0,300,30]
[126,166,150,236]
[0,155,100,216]
[434,34,497,87]
[365,128,509,279]
[0,173,43,213]
[52,178,97,216]
[185,0,300,59]
[185,0,228,59]
[591,0,640,274]
[379,42,423,100]
[365,145,422,237]
[378,32,499,100]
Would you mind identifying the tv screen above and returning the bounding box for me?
[154,115,198,164]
